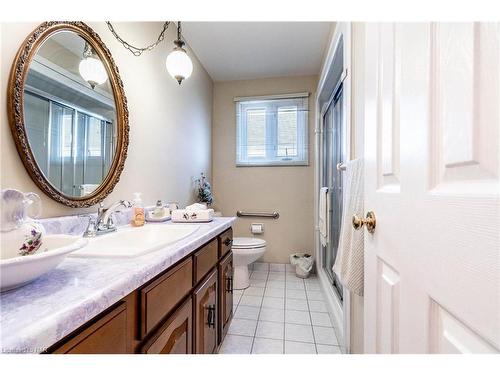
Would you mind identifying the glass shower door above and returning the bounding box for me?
[322,86,344,299]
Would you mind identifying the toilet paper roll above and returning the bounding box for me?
[251,223,264,234]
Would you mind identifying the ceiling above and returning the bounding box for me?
[182,22,333,82]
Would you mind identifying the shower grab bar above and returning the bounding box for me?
[236,211,280,219]
[337,162,347,171]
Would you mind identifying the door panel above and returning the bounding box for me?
[194,269,217,354]
[364,22,500,354]
[218,252,233,343]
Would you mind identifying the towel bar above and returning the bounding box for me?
[236,211,280,219]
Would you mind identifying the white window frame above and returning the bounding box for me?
[235,92,309,167]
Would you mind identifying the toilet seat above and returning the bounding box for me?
[232,237,266,249]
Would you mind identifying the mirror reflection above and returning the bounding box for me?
[24,31,117,198]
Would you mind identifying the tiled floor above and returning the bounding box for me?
[218,262,342,354]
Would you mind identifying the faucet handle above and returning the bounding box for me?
[97,202,106,216]
[79,214,97,238]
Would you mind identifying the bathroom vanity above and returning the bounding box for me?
[0,217,235,354]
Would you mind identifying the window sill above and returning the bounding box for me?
[236,161,309,167]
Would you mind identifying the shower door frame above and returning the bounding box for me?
[314,22,353,354]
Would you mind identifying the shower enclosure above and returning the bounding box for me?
[321,82,345,299]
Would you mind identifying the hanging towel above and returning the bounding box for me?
[333,159,364,296]
[319,187,329,247]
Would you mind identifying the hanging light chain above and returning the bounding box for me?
[106,21,171,56]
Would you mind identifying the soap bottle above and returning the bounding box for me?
[131,192,145,227]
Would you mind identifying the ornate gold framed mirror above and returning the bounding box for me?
[8,21,129,208]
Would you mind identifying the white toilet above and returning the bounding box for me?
[232,237,266,290]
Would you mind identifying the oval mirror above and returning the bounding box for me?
[8,22,129,207]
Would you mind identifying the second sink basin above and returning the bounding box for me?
[71,224,200,258]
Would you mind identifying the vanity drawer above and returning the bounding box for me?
[193,239,218,284]
[51,301,127,354]
[219,228,233,258]
[140,257,192,337]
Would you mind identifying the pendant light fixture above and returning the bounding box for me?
[166,22,193,85]
[79,42,108,89]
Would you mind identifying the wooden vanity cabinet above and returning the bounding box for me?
[193,269,218,354]
[140,297,192,354]
[46,227,233,354]
[218,252,233,344]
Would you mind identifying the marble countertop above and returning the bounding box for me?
[0,216,236,353]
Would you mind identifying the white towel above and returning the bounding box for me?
[319,187,329,247]
[333,159,364,296]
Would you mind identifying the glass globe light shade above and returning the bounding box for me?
[166,47,193,85]
[79,56,108,89]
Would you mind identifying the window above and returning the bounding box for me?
[236,93,309,166]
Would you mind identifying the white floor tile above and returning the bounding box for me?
[234,305,260,320]
[228,318,258,337]
[308,300,328,313]
[285,323,314,343]
[244,287,265,296]
[316,344,342,354]
[239,295,263,307]
[286,289,307,300]
[306,290,325,301]
[251,337,284,354]
[305,282,321,291]
[266,281,285,289]
[310,312,333,327]
[255,321,285,340]
[313,326,338,345]
[264,287,285,298]
[286,274,303,282]
[253,262,269,272]
[285,310,312,325]
[233,293,242,305]
[249,279,267,288]
[219,334,253,354]
[285,264,296,273]
[259,308,285,323]
[285,341,317,354]
[269,263,286,272]
[285,298,309,311]
[250,271,268,280]
[262,297,285,309]
[285,281,305,290]
[268,272,286,281]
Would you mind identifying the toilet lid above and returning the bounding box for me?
[232,237,266,249]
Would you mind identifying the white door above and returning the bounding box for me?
[363,23,500,354]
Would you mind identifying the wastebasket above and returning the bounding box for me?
[289,253,314,279]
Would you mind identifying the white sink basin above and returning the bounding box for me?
[71,224,200,258]
[1,234,88,292]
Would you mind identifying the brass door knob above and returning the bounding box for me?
[352,211,376,233]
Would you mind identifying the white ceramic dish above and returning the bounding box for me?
[70,223,200,258]
[0,235,88,292]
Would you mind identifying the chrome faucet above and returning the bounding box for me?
[82,200,132,237]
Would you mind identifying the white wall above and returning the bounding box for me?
[212,75,317,264]
[0,22,213,217]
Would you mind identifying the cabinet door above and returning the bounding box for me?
[218,252,233,344]
[141,297,193,354]
[51,302,128,354]
[193,269,218,354]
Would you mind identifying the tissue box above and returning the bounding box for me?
[171,209,214,223]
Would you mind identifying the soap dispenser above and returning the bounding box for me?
[131,192,145,227]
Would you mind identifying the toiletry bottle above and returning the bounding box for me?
[131,192,145,227]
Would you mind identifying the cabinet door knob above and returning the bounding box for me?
[223,238,232,247]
